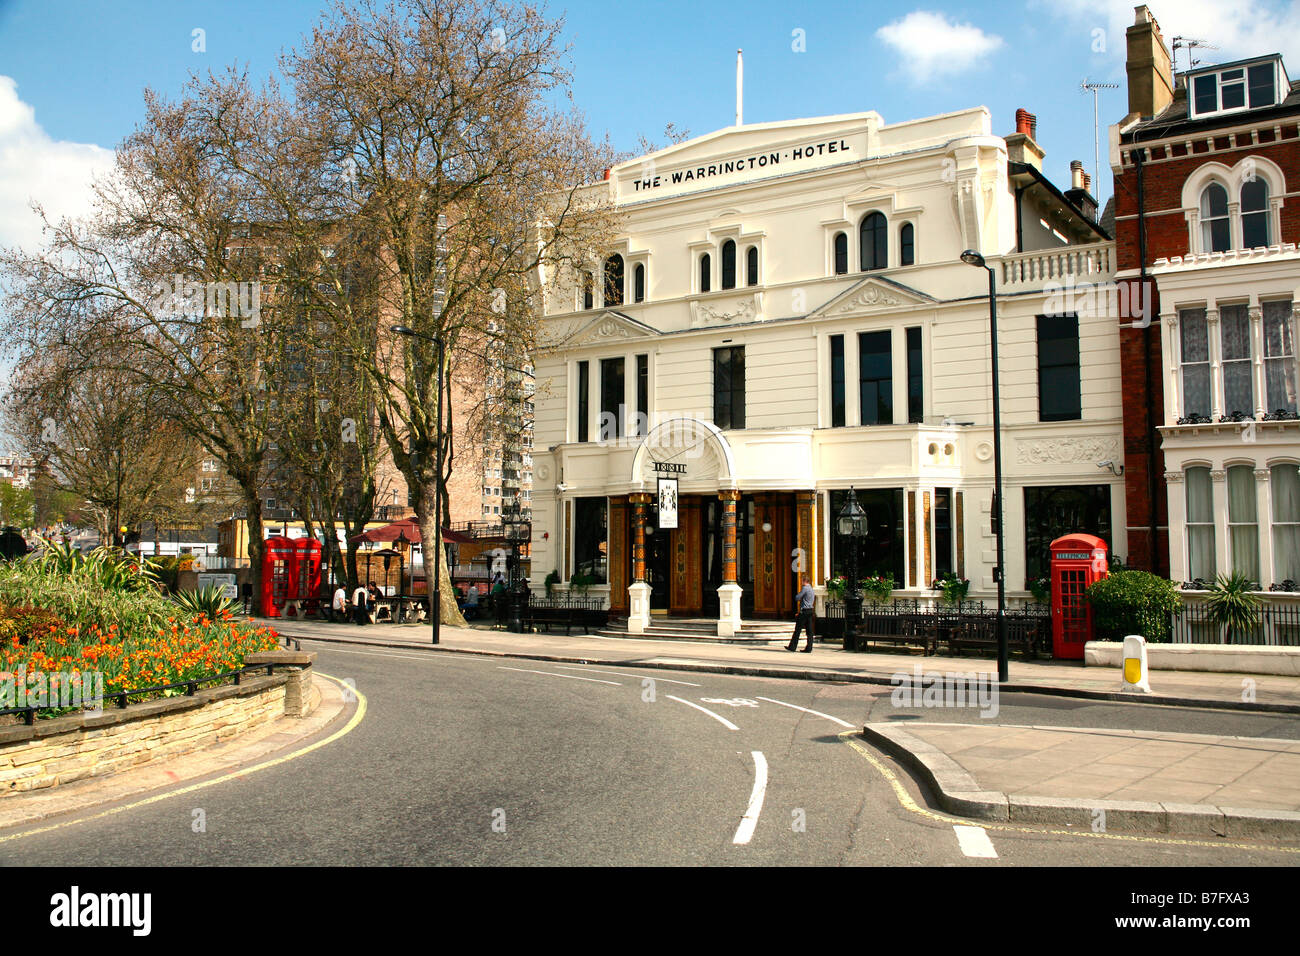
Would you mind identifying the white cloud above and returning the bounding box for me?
[1043,0,1300,70]
[0,75,113,255]
[876,11,1004,84]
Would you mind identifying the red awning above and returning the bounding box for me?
[351,517,471,545]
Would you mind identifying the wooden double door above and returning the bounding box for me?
[609,493,796,618]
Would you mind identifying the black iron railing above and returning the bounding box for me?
[1170,600,1300,646]
[0,663,276,726]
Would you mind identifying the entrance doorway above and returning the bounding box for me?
[702,495,755,618]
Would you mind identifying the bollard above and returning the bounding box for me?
[1119,634,1151,693]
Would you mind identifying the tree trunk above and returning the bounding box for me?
[415,499,466,627]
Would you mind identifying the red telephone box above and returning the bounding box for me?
[1049,533,1109,659]
[262,536,295,618]
[292,537,323,612]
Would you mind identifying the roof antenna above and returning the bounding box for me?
[1171,36,1218,72]
[736,49,743,127]
[1080,78,1119,204]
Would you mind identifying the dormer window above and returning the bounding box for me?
[1188,59,1283,118]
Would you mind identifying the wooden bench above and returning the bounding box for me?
[525,604,608,635]
[943,615,1046,658]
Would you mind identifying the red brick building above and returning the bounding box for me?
[1112,6,1300,589]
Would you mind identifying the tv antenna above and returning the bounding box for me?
[1080,79,1120,203]
[1171,37,1218,72]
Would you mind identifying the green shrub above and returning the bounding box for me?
[1205,572,1262,644]
[569,572,596,595]
[171,584,238,618]
[1085,570,1182,642]
[0,603,68,645]
[935,572,970,605]
[152,555,181,593]
[544,569,560,597]
[861,574,894,604]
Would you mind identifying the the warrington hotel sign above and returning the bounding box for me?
[630,138,853,193]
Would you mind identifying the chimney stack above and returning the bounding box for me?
[1070,159,1085,190]
[1006,107,1045,171]
[1126,5,1174,119]
[1083,172,1092,193]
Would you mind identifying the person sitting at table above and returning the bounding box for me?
[331,585,349,623]
[367,581,384,621]
[352,583,369,626]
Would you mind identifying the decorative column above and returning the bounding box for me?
[1250,305,1266,420]
[1256,468,1275,590]
[1207,308,1223,421]
[627,493,652,633]
[1164,471,1187,584]
[717,488,743,637]
[1211,469,1229,581]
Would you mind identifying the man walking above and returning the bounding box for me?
[787,577,816,652]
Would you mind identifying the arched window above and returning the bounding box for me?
[634,263,645,303]
[1241,179,1270,249]
[700,253,712,293]
[1200,183,1230,252]
[604,254,625,307]
[746,246,759,286]
[833,232,848,275]
[859,212,887,271]
[721,240,737,290]
[900,223,915,266]
[582,271,594,310]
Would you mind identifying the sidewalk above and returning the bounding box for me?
[264,617,1300,713]
[863,722,1300,840]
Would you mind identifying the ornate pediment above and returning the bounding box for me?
[542,310,659,350]
[808,276,936,319]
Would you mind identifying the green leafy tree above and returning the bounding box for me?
[1085,570,1183,642]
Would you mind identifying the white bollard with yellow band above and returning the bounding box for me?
[1120,634,1151,693]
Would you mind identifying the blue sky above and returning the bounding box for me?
[0,0,1298,256]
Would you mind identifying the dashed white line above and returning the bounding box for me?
[754,696,855,728]
[665,695,740,731]
[498,667,622,685]
[552,665,702,686]
[732,751,768,845]
[953,825,998,859]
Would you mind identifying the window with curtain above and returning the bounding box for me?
[1240,179,1270,249]
[1263,299,1297,416]
[1220,304,1254,418]
[1272,464,1300,583]
[1179,308,1211,420]
[721,240,737,290]
[833,232,848,275]
[858,330,893,425]
[746,246,759,286]
[699,253,711,293]
[1227,465,1259,583]
[900,223,915,266]
[1200,183,1230,252]
[859,212,887,271]
[1186,467,1217,581]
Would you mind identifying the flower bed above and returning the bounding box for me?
[0,545,278,712]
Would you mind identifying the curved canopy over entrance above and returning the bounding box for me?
[629,417,736,492]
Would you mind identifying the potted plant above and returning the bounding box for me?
[1029,575,1051,605]
[1205,571,1261,644]
[825,576,846,603]
[935,572,970,605]
[861,574,894,605]
[569,571,595,596]
[544,569,560,598]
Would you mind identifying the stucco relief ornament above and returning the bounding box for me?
[833,285,901,313]
[535,464,550,482]
[575,319,632,345]
[696,298,756,324]
[1016,437,1119,464]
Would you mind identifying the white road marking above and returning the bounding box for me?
[953,825,998,859]
[498,667,621,685]
[551,665,702,686]
[701,697,760,708]
[666,695,740,731]
[645,657,706,665]
[754,696,855,728]
[733,751,768,845]
[302,646,454,664]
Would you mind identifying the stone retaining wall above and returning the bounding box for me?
[0,651,315,796]
[1084,640,1300,676]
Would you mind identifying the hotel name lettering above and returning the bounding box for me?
[632,139,852,192]
[650,461,687,475]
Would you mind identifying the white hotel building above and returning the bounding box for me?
[528,106,1122,634]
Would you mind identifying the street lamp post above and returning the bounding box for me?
[391,325,446,644]
[502,499,530,633]
[959,250,1009,683]
[836,487,869,650]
